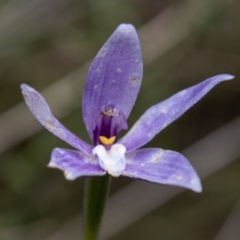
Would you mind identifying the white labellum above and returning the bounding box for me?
[92,143,126,177]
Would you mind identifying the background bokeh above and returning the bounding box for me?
[0,0,240,239]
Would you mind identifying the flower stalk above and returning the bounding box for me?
[84,175,110,240]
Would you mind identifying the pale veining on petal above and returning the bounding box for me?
[123,148,202,192]
[119,74,234,152]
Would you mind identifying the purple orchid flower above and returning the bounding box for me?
[21,24,234,192]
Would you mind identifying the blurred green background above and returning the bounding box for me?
[0,0,240,239]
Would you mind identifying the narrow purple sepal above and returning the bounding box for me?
[82,23,143,140]
[21,84,93,155]
[119,74,234,152]
[123,148,202,192]
[49,148,106,180]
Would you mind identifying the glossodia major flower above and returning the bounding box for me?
[21,24,234,193]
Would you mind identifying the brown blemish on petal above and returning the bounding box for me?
[153,155,161,163]
[23,94,27,100]
[100,50,106,56]
[130,75,139,82]
[152,150,164,163]
[46,120,57,129]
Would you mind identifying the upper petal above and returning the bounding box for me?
[82,23,143,140]
[49,148,105,180]
[119,74,234,152]
[122,148,202,192]
[21,84,93,155]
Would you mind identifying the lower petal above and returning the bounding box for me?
[123,148,202,192]
[48,148,106,180]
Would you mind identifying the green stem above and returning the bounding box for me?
[84,174,110,240]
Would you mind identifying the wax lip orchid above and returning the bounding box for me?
[21,24,234,192]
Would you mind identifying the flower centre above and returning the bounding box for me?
[92,143,126,176]
[93,104,128,147]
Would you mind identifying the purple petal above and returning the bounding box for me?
[119,74,234,151]
[122,148,202,192]
[49,148,106,180]
[21,84,93,155]
[82,23,143,140]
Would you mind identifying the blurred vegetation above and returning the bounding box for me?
[0,0,240,239]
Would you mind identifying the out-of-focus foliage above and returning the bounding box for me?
[0,0,240,239]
